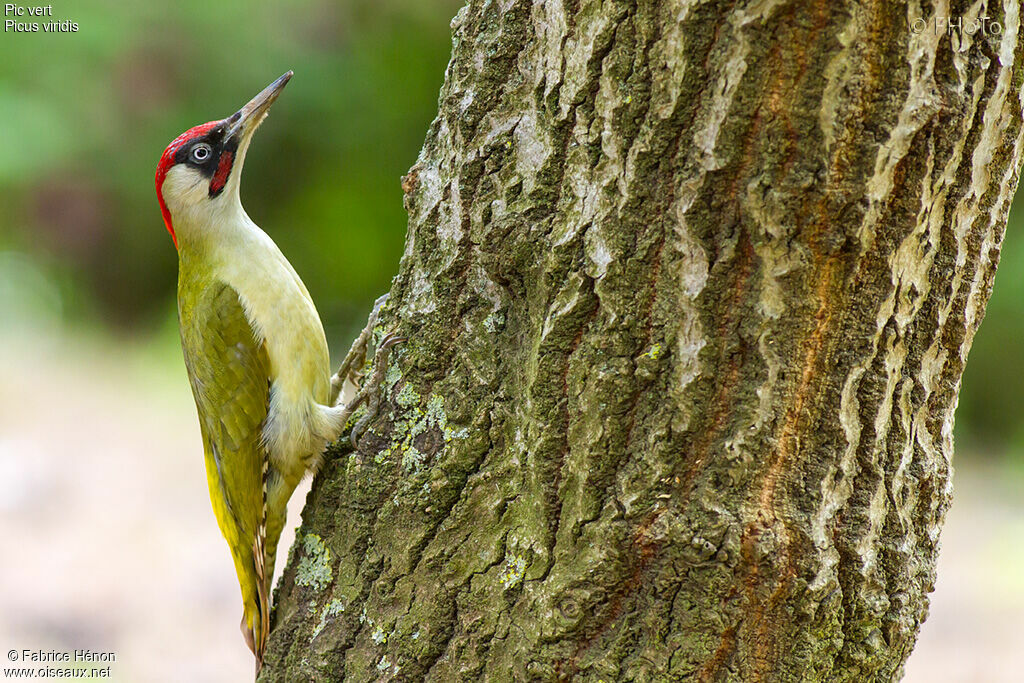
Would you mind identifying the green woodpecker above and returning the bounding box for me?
[155,71,398,670]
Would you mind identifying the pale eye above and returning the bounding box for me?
[191,143,212,163]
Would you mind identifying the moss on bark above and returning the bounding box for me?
[262,1,1024,680]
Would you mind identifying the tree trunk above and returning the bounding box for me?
[262,1,1024,680]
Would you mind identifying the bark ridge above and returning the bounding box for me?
[263,1,1024,681]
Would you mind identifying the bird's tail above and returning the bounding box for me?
[245,467,300,673]
[252,530,270,668]
[253,456,271,669]
[241,463,272,674]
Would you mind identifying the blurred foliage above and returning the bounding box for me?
[0,0,462,336]
[0,0,1023,456]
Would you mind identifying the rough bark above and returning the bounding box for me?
[261,1,1024,681]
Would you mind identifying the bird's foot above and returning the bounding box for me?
[330,332,405,452]
[329,293,390,406]
[349,332,405,449]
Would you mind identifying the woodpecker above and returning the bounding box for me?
[155,71,399,671]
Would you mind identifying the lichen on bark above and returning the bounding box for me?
[261,1,1024,681]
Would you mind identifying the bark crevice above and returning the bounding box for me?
[262,2,1024,681]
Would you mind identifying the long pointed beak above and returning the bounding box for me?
[225,70,293,141]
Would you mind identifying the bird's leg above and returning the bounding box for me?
[330,293,390,406]
[332,333,406,449]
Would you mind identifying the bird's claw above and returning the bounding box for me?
[350,333,406,449]
[330,293,390,406]
[327,294,406,452]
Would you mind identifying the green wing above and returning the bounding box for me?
[179,279,271,651]
[181,280,268,541]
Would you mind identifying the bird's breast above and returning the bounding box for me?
[217,234,332,471]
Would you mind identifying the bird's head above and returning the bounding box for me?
[155,71,292,249]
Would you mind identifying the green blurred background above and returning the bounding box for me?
[1,0,1022,452]
[0,2,1021,681]
[0,0,461,347]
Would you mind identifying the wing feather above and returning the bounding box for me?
[179,279,271,654]
[182,282,269,539]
